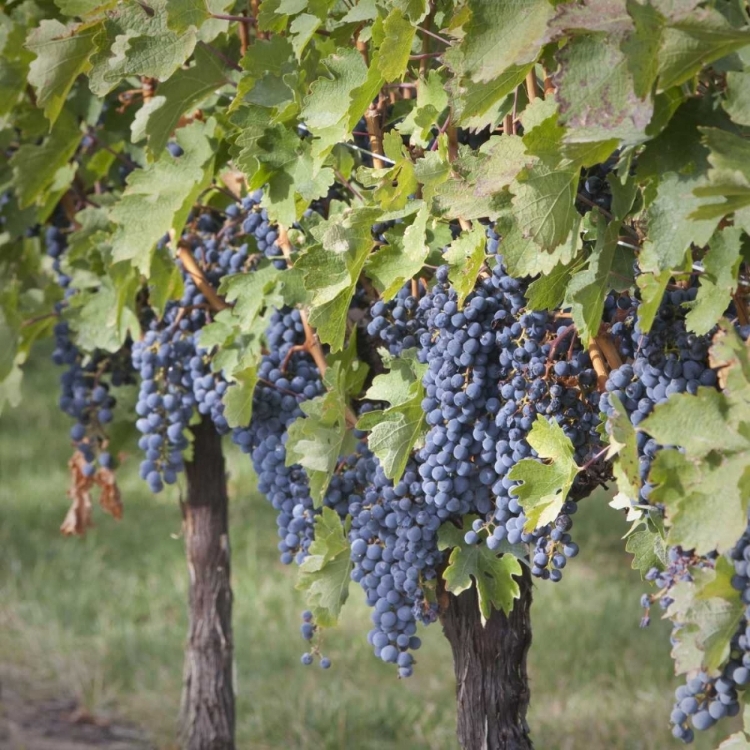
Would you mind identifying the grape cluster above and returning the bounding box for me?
[576,153,618,215]
[596,285,750,741]
[367,281,428,356]
[349,457,436,674]
[234,189,286,269]
[668,515,750,742]
[412,232,602,582]
[132,233,239,492]
[640,547,714,628]
[600,286,715,508]
[132,189,314,494]
[231,308,326,562]
[46,225,132,474]
[299,609,332,669]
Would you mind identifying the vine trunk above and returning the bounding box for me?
[179,416,235,750]
[441,567,533,750]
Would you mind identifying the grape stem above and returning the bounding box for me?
[595,333,623,371]
[579,446,609,473]
[587,339,609,391]
[545,324,575,371]
[176,242,231,312]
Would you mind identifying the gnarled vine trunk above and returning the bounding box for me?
[441,566,533,750]
[179,416,235,750]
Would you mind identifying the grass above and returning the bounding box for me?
[0,350,737,750]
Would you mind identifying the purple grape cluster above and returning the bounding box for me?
[600,287,716,508]
[411,233,602,582]
[46,225,133,475]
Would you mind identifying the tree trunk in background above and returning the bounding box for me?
[441,567,534,750]
[179,416,235,750]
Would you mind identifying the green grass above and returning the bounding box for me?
[0,351,737,749]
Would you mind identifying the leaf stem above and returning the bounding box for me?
[417,25,450,45]
[197,40,242,73]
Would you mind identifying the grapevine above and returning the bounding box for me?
[4,3,750,750]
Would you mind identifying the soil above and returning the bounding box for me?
[0,669,154,750]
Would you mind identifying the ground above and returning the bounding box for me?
[0,666,152,750]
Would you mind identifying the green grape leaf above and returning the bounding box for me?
[357,350,428,482]
[668,558,744,674]
[525,258,579,312]
[686,226,743,335]
[222,367,258,429]
[10,108,81,208]
[392,0,428,24]
[470,136,527,198]
[622,0,665,99]
[693,127,750,220]
[0,58,27,118]
[445,0,553,84]
[509,416,580,533]
[366,202,430,299]
[233,36,295,111]
[300,48,369,164]
[511,159,580,252]
[658,9,750,91]
[131,43,230,156]
[148,246,185,319]
[87,1,197,94]
[165,0,211,32]
[554,33,652,145]
[218,264,282,330]
[509,110,601,254]
[625,527,667,578]
[649,448,750,556]
[634,270,671,333]
[437,520,522,619]
[376,8,415,82]
[499,211,581,278]
[568,217,621,345]
[453,64,531,130]
[296,507,352,627]
[26,19,100,126]
[296,207,379,351]
[289,13,320,59]
[397,71,448,149]
[638,101,721,273]
[724,71,750,127]
[286,362,353,505]
[642,387,748,457]
[109,120,216,274]
[606,393,642,503]
[0,364,23,418]
[444,223,487,307]
[640,172,718,273]
[67,274,140,352]
[642,326,750,550]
